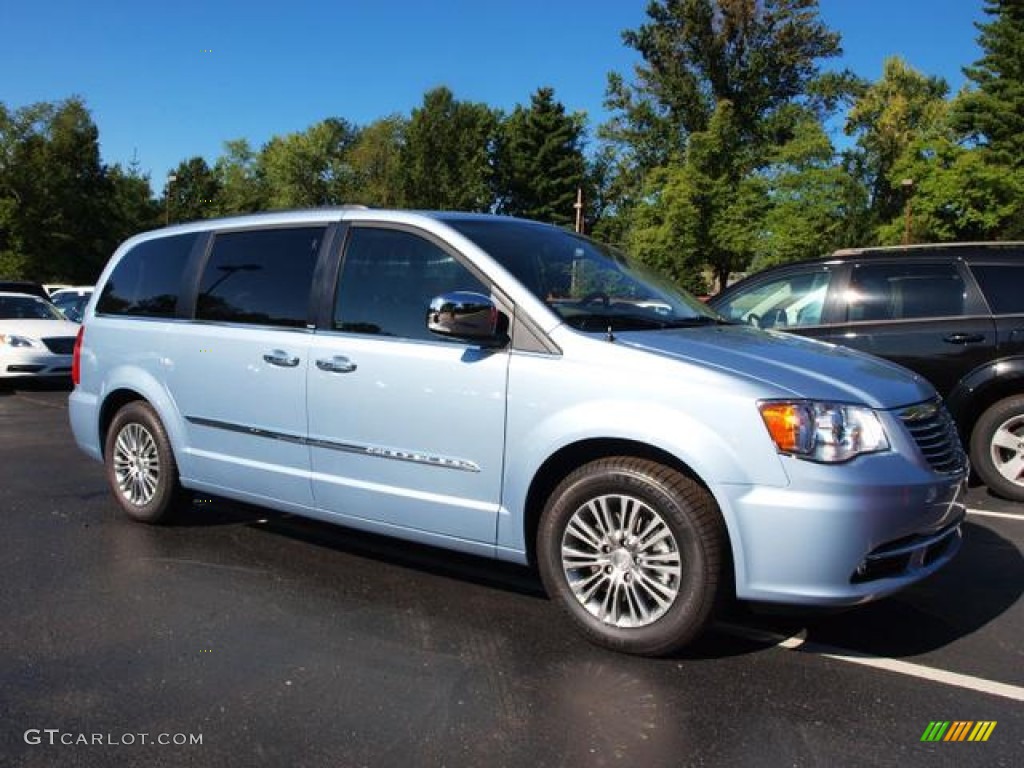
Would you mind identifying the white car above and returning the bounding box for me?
[0,292,80,380]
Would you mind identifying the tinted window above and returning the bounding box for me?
[845,262,965,322]
[715,269,831,329]
[971,264,1024,314]
[196,227,324,328]
[334,227,486,341]
[96,233,197,317]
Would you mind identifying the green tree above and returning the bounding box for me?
[0,97,113,281]
[952,0,1024,165]
[845,57,949,228]
[402,87,499,210]
[602,0,850,287]
[754,117,867,270]
[346,116,407,207]
[880,130,1024,243]
[259,118,360,209]
[213,139,267,215]
[495,87,587,227]
[166,156,221,224]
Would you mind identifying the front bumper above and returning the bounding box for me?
[0,349,72,377]
[719,453,967,606]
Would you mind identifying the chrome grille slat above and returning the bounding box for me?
[900,399,965,474]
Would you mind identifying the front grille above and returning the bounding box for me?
[900,399,965,473]
[41,336,75,354]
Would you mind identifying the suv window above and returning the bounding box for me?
[96,233,197,317]
[845,262,965,322]
[715,268,831,329]
[196,227,324,328]
[970,264,1024,314]
[334,227,486,341]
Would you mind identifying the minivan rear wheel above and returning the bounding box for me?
[536,457,724,657]
[971,395,1024,502]
[104,401,183,523]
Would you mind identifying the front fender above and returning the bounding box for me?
[496,397,788,553]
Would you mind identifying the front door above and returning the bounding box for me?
[307,225,508,544]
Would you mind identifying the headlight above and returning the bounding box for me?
[758,400,889,463]
[0,334,37,348]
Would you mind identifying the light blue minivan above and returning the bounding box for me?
[70,209,967,655]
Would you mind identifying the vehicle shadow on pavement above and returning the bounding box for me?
[171,494,547,599]
[163,496,1021,661]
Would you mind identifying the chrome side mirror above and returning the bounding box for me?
[427,291,506,345]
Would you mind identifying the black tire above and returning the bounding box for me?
[104,401,183,524]
[536,457,725,657]
[970,395,1024,502]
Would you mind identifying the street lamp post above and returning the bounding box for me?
[901,178,914,245]
[165,173,178,226]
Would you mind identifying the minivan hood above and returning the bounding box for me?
[615,324,934,409]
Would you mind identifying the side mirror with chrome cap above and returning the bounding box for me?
[427,291,508,346]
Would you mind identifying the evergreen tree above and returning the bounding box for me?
[402,87,499,211]
[953,0,1024,165]
[495,88,586,227]
[165,156,221,224]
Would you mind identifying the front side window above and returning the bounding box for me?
[196,227,324,328]
[334,227,487,341]
[844,262,965,322]
[970,264,1024,314]
[715,269,831,329]
[96,233,197,317]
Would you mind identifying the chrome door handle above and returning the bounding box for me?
[316,356,357,373]
[943,333,985,345]
[263,349,300,367]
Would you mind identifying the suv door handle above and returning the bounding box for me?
[263,349,301,367]
[943,333,985,345]
[316,356,357,373]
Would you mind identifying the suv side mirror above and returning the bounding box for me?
[427,291,507,346]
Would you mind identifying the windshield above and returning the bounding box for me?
[443,217,723,332]
[0,295,65,320]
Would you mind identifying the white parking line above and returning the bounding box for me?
[967,508,1023,521]
[718,623,1024,703]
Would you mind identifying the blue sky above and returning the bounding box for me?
[1,0,987,186]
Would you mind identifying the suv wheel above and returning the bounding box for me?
[104,401,183,523]
[537,457,724,656]
[970,395,1024,502]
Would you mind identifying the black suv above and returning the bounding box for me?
[710,243,1024,502]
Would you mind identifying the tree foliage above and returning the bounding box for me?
[952,0,1024,165]
[402,87,499,211]
[495,87,586,227]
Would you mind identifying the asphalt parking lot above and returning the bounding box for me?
[2,382,1022,767]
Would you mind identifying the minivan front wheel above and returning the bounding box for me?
[537,458,724,656]
[104,401,182,523]
[971,395,1024,502]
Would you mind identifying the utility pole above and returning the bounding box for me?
[901,178,914,245]
[573,187,584,234]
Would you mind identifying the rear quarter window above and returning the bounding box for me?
[96,233,198,317]
[970,264,1024,314]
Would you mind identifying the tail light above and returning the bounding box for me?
[72,325,84,386]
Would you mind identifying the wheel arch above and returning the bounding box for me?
[521,438,734,592]
[947,356,1024,444]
